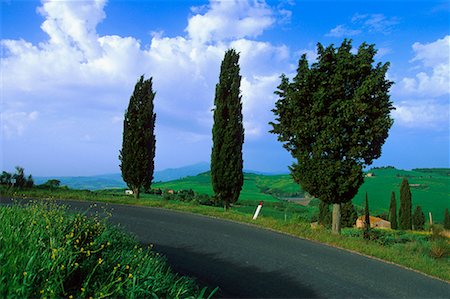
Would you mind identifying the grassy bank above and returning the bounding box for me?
[2,187,449,282]
[0,202,215,298]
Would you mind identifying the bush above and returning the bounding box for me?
[429,239,449,259]
[0,202,213,298]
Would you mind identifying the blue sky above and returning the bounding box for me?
[1,0,449,176]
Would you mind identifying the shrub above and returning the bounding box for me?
[429,239,449,259]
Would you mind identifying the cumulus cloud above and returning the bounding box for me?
[392,35,450,129]
[186,0,275,43]
[392,101,449,129]
[1,0,290,171]
[397,35,450,97]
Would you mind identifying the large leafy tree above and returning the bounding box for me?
[119,75,156,199]
[270,40,394,234]
[399,178,412,230]
[211,49,244,210]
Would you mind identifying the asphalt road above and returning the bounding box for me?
[2,197,449,298]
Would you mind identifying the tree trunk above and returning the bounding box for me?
[133,186,140,199]
[332,203,341,235]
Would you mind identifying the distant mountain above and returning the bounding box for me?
[34,162,211,190]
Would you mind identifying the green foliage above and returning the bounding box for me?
[119,76,156,199]
[41,179,61,189]
[0,167,34,188]
[364,193,371,239]
[318,201,331,227]
[389,191,397,230]
[270,40,394,234]
[399,178,412,230]
[444,208,450,230]
[211,49,244,210]
[341,201,358,228]
[0,202,212,298]
[413,206,425,230]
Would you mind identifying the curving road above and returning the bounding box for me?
[2,197,449,298]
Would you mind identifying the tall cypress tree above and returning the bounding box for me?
[364,193,371,240]
[211,49,244,210]
[389,191,397,229]
[119,75,156,199]
[399,178,412,230]
[412,206,425,230]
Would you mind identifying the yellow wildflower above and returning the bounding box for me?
[125,265,130,270]
[23,272,27,276]
[87,250,91,256]
[98,258,103,265]
[61,265,65,270]
[117,277,122,281]
[69,295,73,299]
[40,290,44,294]
[128,273,133,279]
[81,287,85,292]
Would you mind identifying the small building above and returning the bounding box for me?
[366,172,375,177]
[167,189,175,194]
[125,190,133,195]
[356,216,391,229]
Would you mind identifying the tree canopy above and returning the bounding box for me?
[270,39,394,234]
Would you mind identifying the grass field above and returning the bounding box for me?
[0,202,213,298]
[154,168,449,223]
[353,168,449,223]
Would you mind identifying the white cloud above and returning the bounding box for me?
[327,13,398,37]
[1,0,291,171]
[392,101,449,129]
[397,35,450,97]
[391,35,450,129]
[186,0,275,43]
[1,110,39,138]
[352,13,399,34]
[326,25,361,37]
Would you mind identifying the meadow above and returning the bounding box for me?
[0,201,215,298]
[155,168,449,223]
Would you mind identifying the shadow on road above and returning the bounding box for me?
[151,244,319,298]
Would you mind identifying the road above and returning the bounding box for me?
[1,197,449,298]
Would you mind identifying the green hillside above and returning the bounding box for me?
[154,172,301,203]
[154,168,449,223]
[353,167,449,223]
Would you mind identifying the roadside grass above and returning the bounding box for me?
[0,201,215,298]
[2,186,449,282]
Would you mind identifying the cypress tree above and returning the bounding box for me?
[399,178,412,230]
[341,201,358,228]
[389,191,397,229]
[444,208,450,230]
[364,193,370,240]
[211,49,244,210]
[412,206,425,230]
[119,75,156,199]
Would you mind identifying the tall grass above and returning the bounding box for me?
[0,202,215,298]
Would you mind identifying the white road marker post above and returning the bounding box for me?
[253,201,263,220]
